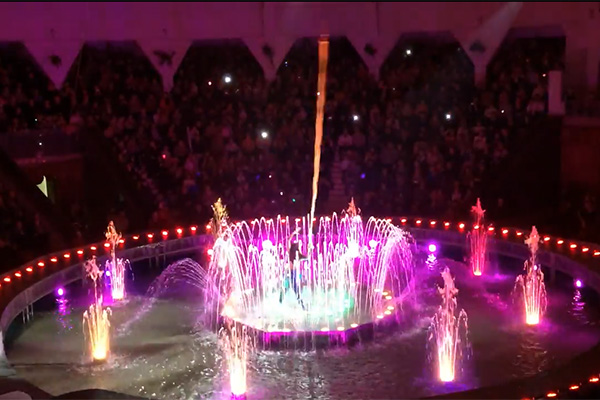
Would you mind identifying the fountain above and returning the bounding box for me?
[104,221,130,301]
[204,202,414,337]
[428,267,469,383]
[219,319,253,400]
[514,226,547,325]
[83,256,112,362]
[468,198,487,276]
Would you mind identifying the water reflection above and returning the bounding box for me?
[570,289,587,325]
[56,298,73,331]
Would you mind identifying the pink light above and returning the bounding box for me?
[428,243,437,253]
[57,287,64,296]
[400,218,407,224]
[488,226,495,232]
[458,223,465,229]
[502,229,509,235]
[444,222,450,227]
[191,226,198,232]
[430,220,436,226]
[416,219,422,225]
[162,230,168,236]
[575,279,583,288]
[176,228,183,235]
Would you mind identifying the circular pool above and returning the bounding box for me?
[6,248,600,400]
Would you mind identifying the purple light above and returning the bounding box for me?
[428,243,437,253]
[575,279,583,288]
[57,287,64,297]
[105,270,111,277]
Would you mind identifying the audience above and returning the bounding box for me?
[1,34,598,269]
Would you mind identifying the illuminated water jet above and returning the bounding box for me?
[204,199,414,335]
[219,319,253,399]
[514,226,547,326]
[468,198,487,276]
[83,257,111,362]
[105,221,130,301]
[428,267,469,383]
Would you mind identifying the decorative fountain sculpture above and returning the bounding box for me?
[514,226,547,326]
[428,267,469,383]
[468,198,487,276]
[83,256,111,362]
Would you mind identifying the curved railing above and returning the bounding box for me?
[0,217,599,399]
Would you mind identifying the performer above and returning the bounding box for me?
[280,229,307,309]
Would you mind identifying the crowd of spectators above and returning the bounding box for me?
[1,33,599,265]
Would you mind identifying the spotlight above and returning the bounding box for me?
[445,113,451,120]
[223,74,232,84]
[260,131,268,139]
[428,243,437,253]
[405,49,412,56]
[57,288,65,297]
[575,279,583,288]
[352,114,359,122]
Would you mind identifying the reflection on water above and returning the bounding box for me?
[570,289,587,325]
[6,257,600,400]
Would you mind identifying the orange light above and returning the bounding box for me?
[37,261,45,267]
[488,226,495,232]
[25,267,33,272]
[133,235,140,240]
[444,222,450,227]
[544,236,550,242]
[14,272,21,278]
[590,376,599,383]
[546,392,557,398]
[583,247,589,252]
[3,277,10,283]
[458,223,465,229]
[161,230,168,236]
[570,243,577,249]
[569,385,579,390]
[176,228,183,235]
[502,229,509,235]
[516,231,523,236]
[147,233,154,239]
[430,220,436,226]
[415,219,422,225]
[557,239,564,245]
[63,253,71,259]
[400,218,407,224]
[191,226,198,232]
[91,246,97,251]
[50,257,58,263]
[77,249,84,255]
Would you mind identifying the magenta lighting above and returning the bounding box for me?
[105,269,111,277]
[428,243,437,253]
[575,279,583,288]
[56,287,65,297]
